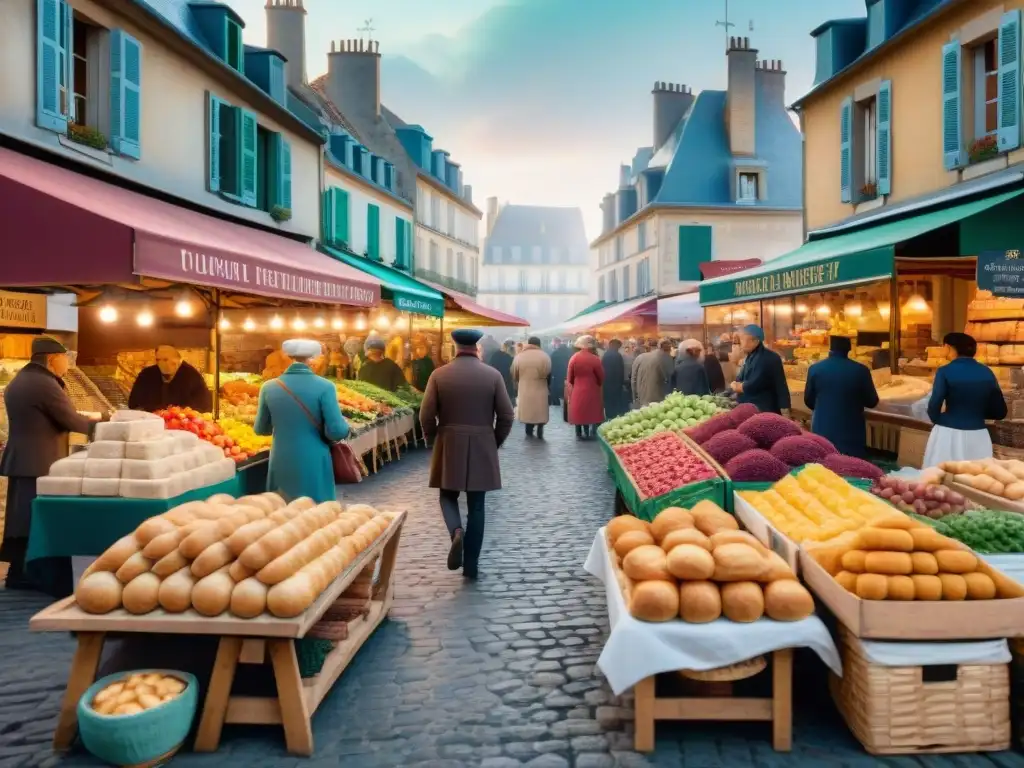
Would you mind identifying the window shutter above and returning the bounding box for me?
[877,80,893,196]
[268,56,285,103]
[334,189,349,246]
[367,204,380,259]
[407,221,414,268]
[36,0,68,132]
[999,10,1022,152]
[110,30,142,159]
[395,218,406,268]
[206,92,221,193]
[840,96,853,203]
[239,109,258,206]
[322,189,334,243]
[942,41,963,169]
[677,225,711,281]
[271,134,292,211]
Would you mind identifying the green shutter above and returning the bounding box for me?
[840,96,853,203]
[239,109,258,206]
[110,29,142,159]
[219,103,240,196]
[36,0,69,132]
[405,221,414,270]
[206,92,221,192]
[677,225,711,281]
[225,20,243,72]
[322,189,334,242]
[395,217,406,268]
[999,10,1022,152]
[367,204,380,260]
[270,134,291,211]
[942,41,963,169]
[333,188,349,246]
[877,80,893,196]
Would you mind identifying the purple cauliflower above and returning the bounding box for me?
[821,454,884,481]
[724,449,791,483]
[686,412,734,446]
[770,435,830,467]
[703,429,758,465]
[736,412,802,449]
[726,403,759,429]
[800,430,839,456]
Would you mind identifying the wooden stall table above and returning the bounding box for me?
[347,427,379,473]
[31,510,406,757]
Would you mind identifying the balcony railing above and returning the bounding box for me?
[414,268,477,297]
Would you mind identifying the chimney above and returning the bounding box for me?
[265,0,306,91]
[618,164,632,189]
[463,184,473,205]
[727,36,757,156]
[326,38,381,119]
[486,196,499,236]
[652,82,694,151]
[601,193,616,234]
[755,58,787,109]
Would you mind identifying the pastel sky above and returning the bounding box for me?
[224,0,868,240]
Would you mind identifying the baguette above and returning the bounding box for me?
[152,549,189,578]
[289,497,317,512]
[191,566,235,617]
[122,572,162,615]
[225,508,302,555]
[238,504,339,570]
[205,493,236,505]
[142,520,209,559]
[180,507,262,559]
[82,534,141,577]
[188,503,237,521]
[261,492,287,510]
[230,577,269,618]
[266,539,358,618]
[134,517,179,546]
[76,571,123,614]
[190,541,234,578]
[257,518,353,585]
[158,566,196,613]
[162,501,209,526]
[228,559,256,581]
[115,552,154,584]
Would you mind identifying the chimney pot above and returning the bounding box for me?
[267,0,307,86]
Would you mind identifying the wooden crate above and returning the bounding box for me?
[897,427,930,469]
[830,627,1011,754]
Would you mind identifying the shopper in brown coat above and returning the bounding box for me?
[419,328,514,578]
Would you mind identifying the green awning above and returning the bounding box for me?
[320,247,445,317]
[699,188,1024,306]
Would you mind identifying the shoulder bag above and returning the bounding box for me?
[276,380,363,484]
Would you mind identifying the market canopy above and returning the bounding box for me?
[0,148,380,306]
[418,280,529,327]
[699,188,1024,306]
[320,246,444,317]
[559,296,657,335]
[657,292,702,327]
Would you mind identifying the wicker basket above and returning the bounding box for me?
[989,420,1024,450]
[679,656,766,682]
[830,628,1011,755]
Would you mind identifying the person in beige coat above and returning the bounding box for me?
[511,336,552,438]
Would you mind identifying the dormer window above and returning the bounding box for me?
[225,19,242,71]
[734,166,765,203]
[738,173,758,202]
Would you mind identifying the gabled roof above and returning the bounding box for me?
[304,78,360,138]
[485,205,589,264]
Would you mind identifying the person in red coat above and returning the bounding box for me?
[566,335,605,440]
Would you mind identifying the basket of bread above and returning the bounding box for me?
[77,670,197,766]
[608,501,816,624]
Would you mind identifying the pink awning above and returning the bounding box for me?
[0,148,380,306]
[420,280,529,326]
[699,259,763,279]
[563,296,656,334]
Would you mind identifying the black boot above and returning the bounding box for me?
[525,424,534,437]
[575,426,583,439]
[537,425,544,440]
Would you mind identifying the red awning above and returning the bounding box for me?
[0,148,380,306]
[420,280,529,326]
[699,259,763,279]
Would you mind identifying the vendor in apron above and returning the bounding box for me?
[923,332,1008,467]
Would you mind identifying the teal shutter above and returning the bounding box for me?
[36,0,68,132]
[840,96,853,203]
[877,81,893,196]
[406,221,414,268]
[268,56,285,103]
[220,104,240,195]
[110,30,142,159]
[334,189,349,246]
[239,109,258,206]
[367,204,380,259]
[999,10,1022,152]
[677,225,711,281]
[270,134,291,210]
[206,92,221,192]
[942,41,963,169]
[395,217,406,268]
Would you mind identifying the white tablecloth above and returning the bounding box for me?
[584,529,842,695]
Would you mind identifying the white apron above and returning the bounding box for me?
[922,425,993,468]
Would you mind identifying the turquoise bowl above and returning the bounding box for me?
[77,670,198,766]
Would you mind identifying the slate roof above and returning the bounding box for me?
[484,206,590,265]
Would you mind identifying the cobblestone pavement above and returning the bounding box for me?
[2,414,1024,767]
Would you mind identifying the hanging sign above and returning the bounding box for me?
[977,249,1024,297]
[0,290,47,329]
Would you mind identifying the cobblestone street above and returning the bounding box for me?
[2,415,1024,767]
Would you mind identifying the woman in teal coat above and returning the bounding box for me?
[254,339,350,503]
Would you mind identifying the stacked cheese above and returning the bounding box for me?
[74,493,396,619]
[608,502,815,624]
[37,411,235,500]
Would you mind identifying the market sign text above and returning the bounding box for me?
[0,290,46,329]
[393,294,443,317]
[977,249,1024,297]
[732,261,841,299]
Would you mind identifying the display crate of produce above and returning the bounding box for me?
[829,626,1010,754]
[943,477,1024,516]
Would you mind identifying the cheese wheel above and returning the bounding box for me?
[230,577,269,618]
[122,572,162,615]
[76,571,123,614]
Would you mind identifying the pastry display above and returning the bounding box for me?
[938,459,1024,502]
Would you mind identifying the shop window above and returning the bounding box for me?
[858,96,878,196]
[615,235,624,261]
[446,248,454,277]
[973,38,999,139]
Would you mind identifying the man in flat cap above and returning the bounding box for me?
[419,328,514,579]
[0,337,100,596]
[358,336,405,392]
[732,324,790,415]
[129,344,212,413]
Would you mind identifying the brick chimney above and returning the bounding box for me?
[652,82,694,152]
[727,36,757,156]
[265,0,305,91]
[326,38,381,119]
[486,196,499,236]
[755,58,787,109]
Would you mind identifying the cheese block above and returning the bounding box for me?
[82,477,122,496]
[87,441,127,460]
[95,420,164,442]
[83,459,124,479]
[120,478,178,500]
[170,432,199,451]
[49,455,87,478]
[199,444,225,464]
[111,410,162,422]
[206,459,237,484]
[179,448,207,471]
[125,436,177,462]
[37,476,84,496]
[122,455,182,481]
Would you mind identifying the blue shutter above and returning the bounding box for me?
[395,217,406,268]
[110,30,142,159]
[268,56,285,103]
[877,80,893,196]
[942,41,963,169]
[36,0,68,132]
[206,92,221,193]
[239,109,258,207]
[367,204,380,259]
[334,189,350,245]
[840,96,853,203]
[999,10,1022,152]
[322,189,335,243]
[279,138,292,211]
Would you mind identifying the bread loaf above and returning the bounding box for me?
[763,580,814,620]
[142,520,209,559]
[257,518,353,585]
[712,543,767,582]
[855,573,888,600]
[230,577,269,618]
[857,528,914,552]
[721,581,764,622]
[229,560,256,581]
[911,552,939,575]
[134,517,180,546]
[690,501,739,536]
[964,571,997,599]
[709,530,769,556]
[629,580,679,622]
[115,552,153,584]
[911,574,943,600]
[840,550,867,574]
[606,516,650,544]
[158,567,196,613]
[650,507,694,542]
[266,539,358,618]
[909,527,951,553]
[181,508,259,559]
[83,534,141,577]
[887,575,915,600]
[665,544,715,580]
[863,552,913,575]
[191,566,235,617]
[660,528,711,553]
[678,580,721,623]
[152,549,189,578]
[76,571,123,614]
[122,572,162,614]
[621,545,672,582]
[613,529,655,557]
[935,550,978,574]
[760,551,797,582]
[190,542,234,578]
[939,573,968,600]
[238,504,339,570]
[161,501,209,526]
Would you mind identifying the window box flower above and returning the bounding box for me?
[67,124,109,152]
[270,205,292,223]
[859,182,878,200]
[968,135,999,165]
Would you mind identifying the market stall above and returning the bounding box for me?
[534,296,658,345]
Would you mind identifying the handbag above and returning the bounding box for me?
[276,380,362,484]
